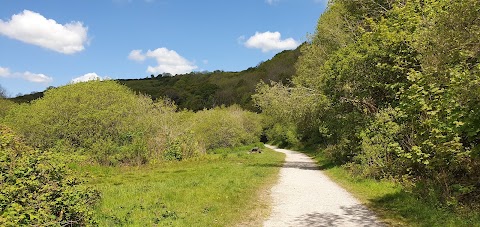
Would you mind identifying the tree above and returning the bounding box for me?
[255,0,480,206]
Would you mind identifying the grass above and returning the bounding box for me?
[70,145,285,226]
[296,145,480,227]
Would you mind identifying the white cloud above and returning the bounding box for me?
[0,67,9,77]
[22,72,53,83]
[202,59,209,65]
[71,72,110,84]
[0,10,88,54]
[0,66,53,83]
[243,31,300,53]
[128,48,198,75]
[266,0,280,5]
[128,49,146,61]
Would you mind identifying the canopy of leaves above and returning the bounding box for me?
[255,0,480,207]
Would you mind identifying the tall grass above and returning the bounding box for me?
[71,145,284,226]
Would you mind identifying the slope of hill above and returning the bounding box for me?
[10,45,302,111]
[119,45,302,111]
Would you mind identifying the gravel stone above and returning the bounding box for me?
[263,145,385,227]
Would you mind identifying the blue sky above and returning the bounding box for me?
[0,0,327,96]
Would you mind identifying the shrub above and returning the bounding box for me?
[146,107,205,162]
[192,105,263,150]
[3,81,158,165]
[0,125,99,226]
[354,107,405,179]
[0,99,16,119]
[264,123,300,147]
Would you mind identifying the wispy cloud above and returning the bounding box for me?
[0,10,88,54]
[242,31,299,52]
[128,48,198,75]
[265,0,280,5]
[0,66,53,83]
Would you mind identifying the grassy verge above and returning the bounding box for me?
[294,145,480,227]
[70,145,284,226]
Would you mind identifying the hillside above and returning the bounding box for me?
[11,45,302,111]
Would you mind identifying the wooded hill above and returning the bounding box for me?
[11,45,302,111]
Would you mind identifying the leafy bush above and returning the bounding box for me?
[353,108,405,179]
[0,125,99,226]
[145,107,204,162]
[192,105,263,150]
[264,123,300,147]
[253,81,326,147]
[3,81,158,165]
[0,99,16,119]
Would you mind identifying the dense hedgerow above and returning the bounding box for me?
[3,81,163,165]
[3,81,263,165]
[0,125,99,226]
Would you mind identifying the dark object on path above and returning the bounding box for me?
[250,147,262,154]
[260,133,268,143]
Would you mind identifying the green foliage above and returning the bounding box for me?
[253,81,326,146]
[303,145,480,227]
[10,46,302,112]
[114,47,301,111]
[355,107,405,179]
[255,0,480,208]
[392,0,480,205]
[192,105,263,150]
[0,125,99,226]
[0,99,16,119]
[4,81,161,165]
[4,80,265,166]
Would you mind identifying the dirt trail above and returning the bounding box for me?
[263,145,384,227]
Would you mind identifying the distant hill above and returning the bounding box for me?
[11,45,302,111]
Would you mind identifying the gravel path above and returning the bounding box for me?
[263,145,384,227]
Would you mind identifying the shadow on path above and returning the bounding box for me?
[248,161,319,170]
[293,204,384,227]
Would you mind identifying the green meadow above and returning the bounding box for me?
[72,146,284,226]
